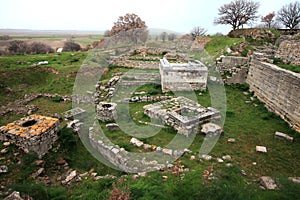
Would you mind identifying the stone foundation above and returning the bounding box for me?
[96,102,117,122]
[0,114,59,158]
[160,58,208,92]
[144,96,221,136]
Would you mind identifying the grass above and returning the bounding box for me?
[277,64,300,73]
[0,52,87,108]
[204,36,244,58]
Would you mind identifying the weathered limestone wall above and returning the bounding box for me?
[276,39,300,66]
[88,128,165,173]
[246,60,300,132]
[216,56,250,84]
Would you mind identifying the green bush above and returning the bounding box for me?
[52,96,63,102]
[59,127,76,152]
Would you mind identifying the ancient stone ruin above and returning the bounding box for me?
[64,107,86,120]
[96,102,117,122]
[0,114,59,158]
[143,96,221,136]
[159,57,208,92]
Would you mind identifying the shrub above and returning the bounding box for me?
[52,96,63,102]
[29,42,54,54]
[59,127,76,152]
[0,35,10,40]
[8,40,29,54]
[63,40,81,52]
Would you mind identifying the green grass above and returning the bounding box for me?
[0,52,87,107]
[204,36,244,58]
[277,64,300,73]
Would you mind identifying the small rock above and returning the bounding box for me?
[167,164,174,169]
[94,174,116,180]
[227,138,236,143]
[62,170,77,184]
[138,172,147,177]
[57,158,67,165]
[1,148,8,154]
[130,138,144,147]
[256,146,267,153]
[143,144,152,150]
[156,146,162,152]
[32,168,44,178]
[75,176,82,182]
[3,142,10,147]
[252,162,257,166]
[35,160,44,166]
[56,176,62,181]
[91,172,97,177]
[216,158,224,163]
[162,175,168,179]
[288,177,300,184]
[0,165,8,173]
[275,131,293,142]
[201,154,212,161]
[14,153,19,157]
[132,174,139,180]
[190,155,196,160]
[201,123,223,136]
[106,123,120,131]
[260,176,277,190]
[222,155,232,160]
[184,148,192,154]
[80,172,88,177]
[225,163,233,167]
[241,169,247,176]
[162,148,173,156]
[4,191,23,200]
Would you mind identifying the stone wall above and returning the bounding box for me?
[246,60,300,132]
[216,56,250,84]
[88,127,166,173]
[276,39,300,66]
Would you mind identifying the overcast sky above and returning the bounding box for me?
[0,0,296,34]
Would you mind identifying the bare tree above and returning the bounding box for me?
[29,42,54,54]
[261,12,276,28]
[168,33,177,41]
[190,27,207,40]
[110,13,147,36]
[160,32,168,42]
[214,0,260,30]
[277,1,300,30]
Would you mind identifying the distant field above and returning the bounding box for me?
[0,30,103,50]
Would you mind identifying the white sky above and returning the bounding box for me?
[0,0,296,34]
